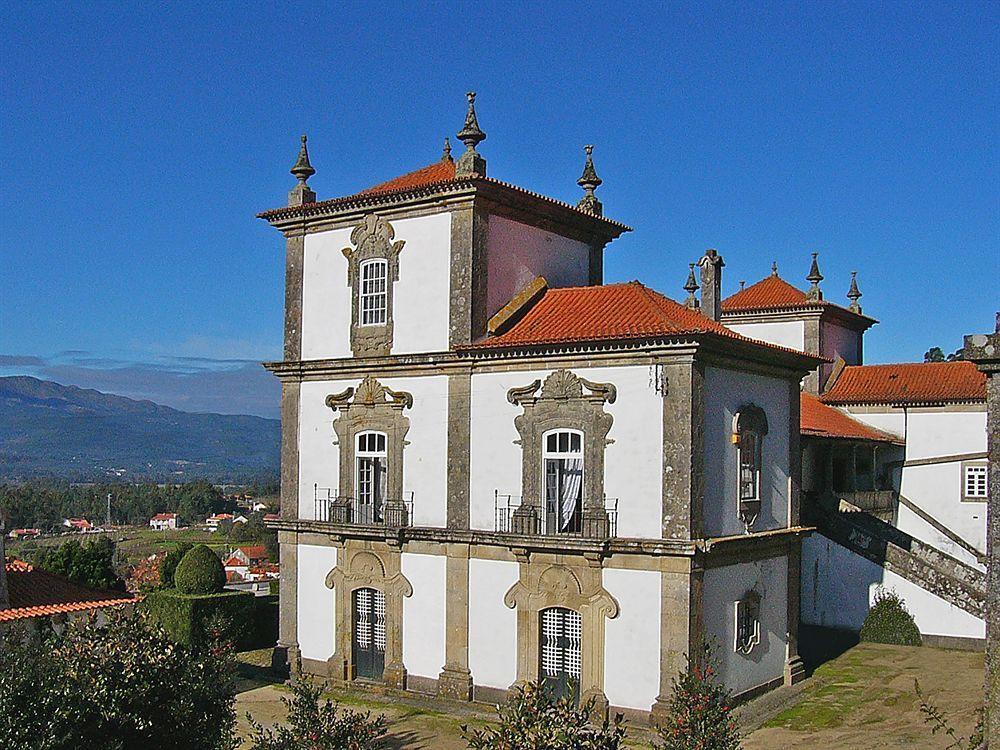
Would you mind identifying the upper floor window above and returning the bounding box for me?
[356,431,387,523]
[963,462,988,500]
[734,405,768,530]
[359,259,388,326]
[543,430,583,534]
[734,591,762,654]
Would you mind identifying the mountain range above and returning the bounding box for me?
[0,376,279,482]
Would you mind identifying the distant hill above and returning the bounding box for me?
[0,376,279,482]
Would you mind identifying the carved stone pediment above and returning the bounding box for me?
[326,375,413,411]
[507,369,616,406]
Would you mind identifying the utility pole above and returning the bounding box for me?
[106,492,112,527]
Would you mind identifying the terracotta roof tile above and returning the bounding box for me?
[238,545,268,561]
[1,559,133,623]
[801,392,901,442]
[461,281,820,359]
[722,274,809,311]
[822,361,986,405]
[359,159,456,195]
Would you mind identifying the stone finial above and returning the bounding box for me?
[847,271,862,313]
[684,263,700,309]
[576,145,603,216]
[771,261,778,277]
[288,134,317,206]
[806,252,824,301]
[442,137,453,162]
[455,91,487,178]
[739,280,746,291]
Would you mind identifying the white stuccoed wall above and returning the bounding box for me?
[468,365,664,538]
[702,367,791,538]
[485,215,590,318]
[603,568,660,710]
[297,375,449,526]
[469,558,519,690]
[801,534,985,639]
[297,544,338,661]
[724,321,805,352]
[401,552,446,681]
[702,556,788,697]
[300,213,452,360]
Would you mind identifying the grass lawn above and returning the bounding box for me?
[238,642,984,750]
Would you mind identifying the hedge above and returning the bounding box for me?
[174,545,226,595]
[144,590,278,650]
[860,587,922,646]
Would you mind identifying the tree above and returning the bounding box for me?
[229,512,279,561]
[246,677,387,750]
[174,544,226,595]
[924,347,946,362]
[160,542,194,588]
[859,587,922,646]
[654,645,741,750]
[34,536,121,591]
[462,681,626,750]
[0,609,238,750]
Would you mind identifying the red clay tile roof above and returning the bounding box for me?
[1,558,133,622]
[223,556,244,568]
[359,159,456,195]
[150,513,177,521]
[801,393,902,442]
[238,545,268,561]
[461,282,817,358]
[723,274,810,311]
[822,361,986,405]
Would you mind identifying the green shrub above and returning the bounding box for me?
[174,544,225,595]
[462,681,626,750]
[145,589,253,648]
[860,587,922,646]
[247,677,387,750]
[160,542,194,588]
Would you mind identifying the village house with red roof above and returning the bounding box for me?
[148,512,179,531]
[258,93,831,715]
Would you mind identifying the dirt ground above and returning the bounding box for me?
[236,642,984,749]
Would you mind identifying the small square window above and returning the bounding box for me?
[963,463,988,500]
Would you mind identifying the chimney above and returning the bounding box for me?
[698,249,725,321]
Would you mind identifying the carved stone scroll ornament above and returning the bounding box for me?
[506,369,616,537]
[341,214,405,357]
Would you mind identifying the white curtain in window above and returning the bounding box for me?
[560,459,583,530]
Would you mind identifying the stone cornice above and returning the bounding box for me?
[257,177,631,244]
[721,303,877,331]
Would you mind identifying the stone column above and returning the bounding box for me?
[438,544,474,700]
[803,316,822,395]
[274,531,299,674]
[283,233,305,361]
[661,359,705,541]
[963,319,1000,745]
[649,558,701,725]
[446,372,472,530]
[785,379,806,684]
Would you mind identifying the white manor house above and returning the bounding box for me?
[260,94,988,719]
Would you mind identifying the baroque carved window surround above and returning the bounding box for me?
[326,376,412,526]
[325,543,412,688]
[733,404,768,531]
[504,560,619,713]
[342,214,405,357]
[507,370,616,537]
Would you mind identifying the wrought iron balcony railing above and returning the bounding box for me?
[494,491,619,539]
[313,485,414,528]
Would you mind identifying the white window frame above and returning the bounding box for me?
[356,431,387,521]
[734,591,761,655]
[359,258,388,326]
[542,429,584,534]
[962,461,988,501]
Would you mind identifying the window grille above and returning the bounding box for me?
[734,592,762,655]
[964,464,988,498]
[540,607,581,679]
[373,589,386,650]
[359,259,388,326]
[355,588,372,649]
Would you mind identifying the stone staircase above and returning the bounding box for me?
[808,503,986,619]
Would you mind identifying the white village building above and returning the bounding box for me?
[260,94,822,718]
[718,263,987,649]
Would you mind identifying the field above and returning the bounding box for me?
[7,525,234,565]
[235,642,985,749]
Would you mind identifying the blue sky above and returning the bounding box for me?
[1,2,997,418]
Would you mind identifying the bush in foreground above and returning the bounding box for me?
[860,587,922,646]
[246,677,388,750]
[0,609,238,750]
[462,681,626,750]
[160,541,194,588]
[655,644,741,750]
[174,543,226,595]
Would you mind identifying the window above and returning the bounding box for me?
[356,431,387,523]
[963,463,988,500]
[543,430,583,534]
[359,259,388,326]
[734,406,768,530]
[539,607,582,704]
[734,591,761,655]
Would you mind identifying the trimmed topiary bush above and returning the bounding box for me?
[860,587,922,646]
[144,589,254,648]
[174,544,226,595]
[160,542,194,588]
